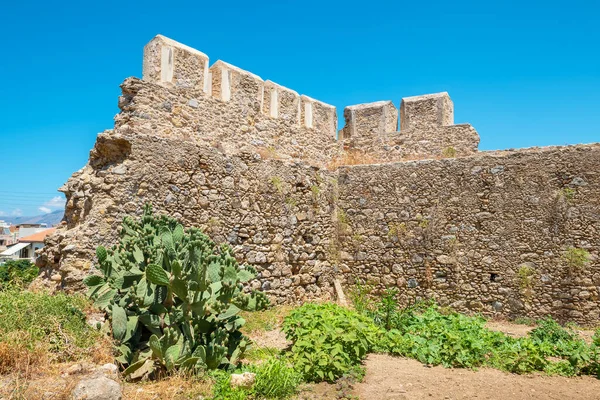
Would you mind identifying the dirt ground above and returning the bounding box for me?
[356,354,600,400]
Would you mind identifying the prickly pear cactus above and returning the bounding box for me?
[84,204,269,379]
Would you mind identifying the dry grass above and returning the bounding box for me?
[122,373,213,400]
[326,150,382,170]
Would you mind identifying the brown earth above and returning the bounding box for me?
[356,354,600,400]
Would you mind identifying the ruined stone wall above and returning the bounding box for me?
[40,131,339,302]
[336,144,600,323]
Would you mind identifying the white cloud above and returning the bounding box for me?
[11,209,22,217]
[39,206,52,214]
[0,211,5,217]
[44,196,66,209]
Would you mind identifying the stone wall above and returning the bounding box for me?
[336,144,600,322]
[36,35,600,324]
[39,131,339,303]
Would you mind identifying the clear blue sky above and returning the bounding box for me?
[1,0,598,217]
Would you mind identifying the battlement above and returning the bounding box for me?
[140,35,479,163]
[142,35,337,139]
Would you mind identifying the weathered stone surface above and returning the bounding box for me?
[36,35,600,324]
[230,372,256,389]
[72,376,121,400]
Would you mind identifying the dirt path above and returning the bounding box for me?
[356,354,600,400]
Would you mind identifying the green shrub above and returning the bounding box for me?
[0,259,39,288]
[85,205,269,379]
[210,370,249,400]
[282,303,380,382]
[563,247,591,271]
[253,357,302,399]
[381,304,508,368]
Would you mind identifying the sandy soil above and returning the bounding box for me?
[356,354,600,400]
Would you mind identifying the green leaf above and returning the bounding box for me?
[237,269,254,283]
[83,275,104,287]
[173,224,184,243]
[133,246,144,264]
[146,263,170,286]
[162,231,174,252]
[149,334,162,359]
[111,304,127,341]
[171,278,187,300]
[94,289,116,309]
[217,304,241,320]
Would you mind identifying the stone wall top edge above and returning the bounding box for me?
[150,34,209,60]
[264,80,299,96]
[401,92,450,103]
[210,60,263,81]
[345,100,396,110]
[299,94,335,109]
[337,142,600,171]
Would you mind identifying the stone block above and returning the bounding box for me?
[210,60,264,114]
[300,95,337,139]
[263,80,300,123]
[143,35,210,93]
[400,92,454,130]
[340,100,398,139]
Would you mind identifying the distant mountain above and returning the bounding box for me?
[1,210,64,226]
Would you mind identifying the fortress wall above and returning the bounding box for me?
[116,77,342,166]
[141,35,337,156]
[336,144,600,323]
[339,92,478,162]
[40,131,339,302]
[36,34,600,324]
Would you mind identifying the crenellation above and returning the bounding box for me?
[300,95,337,138]
[209,60,264,118]
[143,35,210,93]
[340,101,398,139]
[263,80,300,123]
[400,92,454,130]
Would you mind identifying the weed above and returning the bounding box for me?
[253,357,302,399]
[563,247,591,271]
[561,187,576,201]
[387,222,407,239]
[283,303,380,382]
[517,264,536,290]
[442,146,457,158]
[270,176,284,193]
[285,197,297,208]
[310,185,320,201]
[0,260,39,289]
[0,288,107,374]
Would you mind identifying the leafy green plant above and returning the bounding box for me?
[282,303,380,382]
[85,205,269,379]
[348,280,375,316]
[563,247,591,271]
[253,357,302,399]
[0,288,103,372]
[517,264,535,290]
[0,259,39,288]
[210,370,250,400]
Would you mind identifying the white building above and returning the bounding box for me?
[0,228,56,262]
